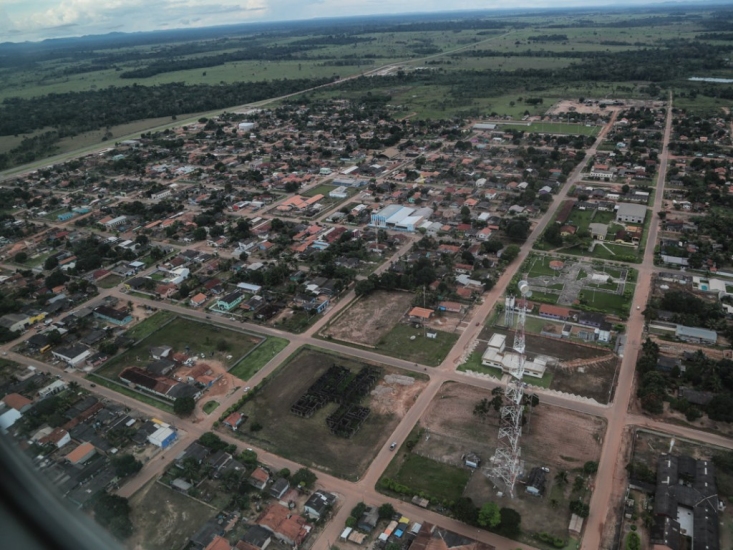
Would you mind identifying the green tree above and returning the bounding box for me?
[378,503,395,520]
[92,492,133,540]
[44,256,59,270]
[501,245,521,264]
[496,507,521,537]
[583,461,598,475]
[351,502,367,519]
[554,470,569,486]
[452,497,478,525]
[193,227,207,241]
[478,501,501,528]
[626,532,641,550]
[14,252,28,263]
[173,396,196,416]
[569,499,590,518]
[291,468,317,489]
[111,454,143,477]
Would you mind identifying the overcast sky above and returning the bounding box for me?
[0,0,715,42]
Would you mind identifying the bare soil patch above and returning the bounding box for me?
[416,382,605,538]
[128,479,216,550]
[484,327,611,363]
[323,290,414,346]
[551,356,619,403]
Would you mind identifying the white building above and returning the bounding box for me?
[329,186,348,199]
[238,122,256,132]
[615,203,647,224]
[481,333,548,378]
[38,380,68,399]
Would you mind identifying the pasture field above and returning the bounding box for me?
[229,347,427,479]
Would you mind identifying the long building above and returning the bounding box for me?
[369,205,433,232]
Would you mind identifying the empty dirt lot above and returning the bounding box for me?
[414,381,606,539]
[322,290,414,346]
[419,382,606,475]
[232,347,427,480]
[129,480,216,550]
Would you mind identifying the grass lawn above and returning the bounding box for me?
[501,121,600,136]
[391,453,471,502]
[96,315,262,380]
[202,400,219,414]
[526,255,565,278]
[229,337,290,381]
[96,274,125,289]
[125,310,175,341]
[458,351,503,379]
[301,183,336,197]
[528,290,560,304]
[375,324,459,367]
[524,372,554,389]
[274,310,318,333]
[579,288,634,316]
[87,374,173,413]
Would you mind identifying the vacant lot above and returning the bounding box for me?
[229,337,289,381]
[323,290,414,346]
[129,480,216,550]
[96,316,263,380]
[392,453,471,503]
[232,347,426,479]
[376,324,460,366]
[416,382,605,539]
[475,328,618,401]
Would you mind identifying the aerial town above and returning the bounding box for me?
[2,9,733,550]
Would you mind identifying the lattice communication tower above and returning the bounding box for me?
[489,279,531,497]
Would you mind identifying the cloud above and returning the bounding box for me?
[1,0,714,41]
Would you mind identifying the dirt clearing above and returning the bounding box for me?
[129,479,216,550]
[322,290,414,346]
[414,381,606,539]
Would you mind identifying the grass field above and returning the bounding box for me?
[125,310,175,341]
[229,337,290,381]
[87,374,174,413]
[129,480,216,550]
[230,347,425,479]
[499,121,600,136]
[457,350,503,379]
[203,400,219,414]
[96,315,262,380]
[375,324,460,367]
[391,453,471,502]
[96,274,125,289]
[301,184,337,197]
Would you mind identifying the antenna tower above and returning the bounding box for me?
[504,295,515,328]
[489,279,531,497]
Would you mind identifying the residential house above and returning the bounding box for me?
[238,526,272,550]
[256,504,311,547]
[249,466,270,490]
[223,412,245,431]
[269,478,290,500]
[52,344,92,367]
[303,491,337,520]
[93,306,132,326]
[538,304,572,321]
[213,291,245,312]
